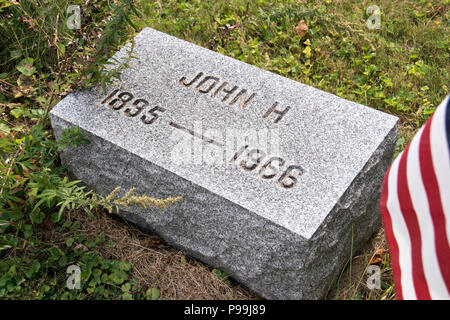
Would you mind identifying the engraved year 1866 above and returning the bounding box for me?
[231,145,305,189]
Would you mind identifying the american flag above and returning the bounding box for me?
[380,95,450,299]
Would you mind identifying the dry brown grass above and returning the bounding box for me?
[327,229,396,300]
[35,206,395,300]
[38,208,259,300]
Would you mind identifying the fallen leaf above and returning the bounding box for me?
[17,74,34,94]
[369,257,383,265]
[218,23,240,31]
[295,20,309,38]
[75,243,89,252]
[369,248,386,265]
[13,89,23,98]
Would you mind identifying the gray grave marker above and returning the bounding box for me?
[50,27,398,299]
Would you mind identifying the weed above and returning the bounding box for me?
[0,0,176,300]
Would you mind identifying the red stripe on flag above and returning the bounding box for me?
[419,114,450,292]
[380,167,403,299]
[397,143,431,299]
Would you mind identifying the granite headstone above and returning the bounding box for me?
[50,27,398,299]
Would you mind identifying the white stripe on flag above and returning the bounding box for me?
[430,96,450,247]
[406,126,450,299]
[387,156,417,299]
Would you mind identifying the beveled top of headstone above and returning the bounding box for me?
[51,27,398,239]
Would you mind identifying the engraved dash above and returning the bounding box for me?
[169,121,224,147]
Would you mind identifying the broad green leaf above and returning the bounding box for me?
[30,211,45,224]
[146,287,160,300]
[122,292,133,300]
[11,124,25,132]
[59,255,68,267]
[16,57,36,76]
[10,50,22,59]
[0,122,11,135]
[25,260,41,278]
[109,270,128,285]
[116,261,131,271]
[66,237,75,247]
[10,108,23,118]
[121,282,131,292]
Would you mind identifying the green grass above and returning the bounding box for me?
[0,0,164,300]
[0,0,449,299]
[137,0,448,119]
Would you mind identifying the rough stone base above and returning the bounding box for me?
[51,116,396,299]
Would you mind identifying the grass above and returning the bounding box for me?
[0,0,449,300]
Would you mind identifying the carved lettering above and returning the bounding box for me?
[124,98,148,117]
[241,149,266,171]
[231,144,305,189]
[141,106,166,125]
[229,89,257,110]
[278,165,304,189]
[259,157,285,179]
[179,72,204,87]
[179,72,257,110]
[101,89,164,126]
[212,81,239,102]
[196,76,220,93]
[101,82,305,190]
[263,102,291,123]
